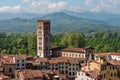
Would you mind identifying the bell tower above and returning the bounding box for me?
[37,20,50,58]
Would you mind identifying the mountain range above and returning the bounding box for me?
[0,11,120,33]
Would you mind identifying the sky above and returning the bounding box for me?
[0,0,120,14]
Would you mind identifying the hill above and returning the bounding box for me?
[0,12,119,33]
[63,10,120,21]
[105,18,120,27]
[0,12,40,20]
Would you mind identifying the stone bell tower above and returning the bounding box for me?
[37,20,50,58]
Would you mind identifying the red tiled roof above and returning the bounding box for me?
[61,48,84,53]
[58,57,68,63]
[97,52,120,57]
[15,54,26,60]
[48,59,58,64]
[14,69,43,79]
[38,58,48,62]
[0,74,10,79]
[107,60,120,66]
[68,59,79,64]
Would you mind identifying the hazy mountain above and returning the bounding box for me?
[62,10,120,21]
[105,18,120,27]
[0,12,119,33]
[40,12,117,32]
[0,12,40,20]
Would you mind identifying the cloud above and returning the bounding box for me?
[85,0,94,5]
[22,0,31,3]
[68,6,83,12]
[25,0,68,14]
[0,5,23,13]
[24,0,83,14]
[84,0,120,13]
[48,2,68,11]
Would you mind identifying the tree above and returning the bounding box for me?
[1,49,7,54]
[27,33,37,55]
[61,32,85,48]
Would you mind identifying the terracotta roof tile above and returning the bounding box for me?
[38,58,48,62]
[61,48,84,53]
[107,60,120,66]
[97,52,120,57]
[48,59,58,64]
[68,59,79,64]
[14,69,43,79]
[58,57,68,63]
[0,74,10,79]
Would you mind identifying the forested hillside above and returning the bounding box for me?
[0,32,36,55]
[0,31,120,55]
[51,31,120,53]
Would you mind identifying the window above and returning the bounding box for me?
[76,54,77,57]
[62,71,64,74]
[38,26,42,29]
[38,31,42,34]
[17,64,19,66]
[111,73,113,77]
[39,37,42,40]
[22,60,24,62]
[73,68,75,70]
[113,66,114,69]
[17,60,19,62]
[104,74,106,78]
[45,26,49,30]
[114,73,117,76]
[39,47,42,50]
[9,68,12,72]
[46,47,48,50]
[82,55,84,58]
[46,37,48,42]
[69,72,71,75]
[73,72,75,75]
[62,66,64,69]
[39,42,42,45]
[72,54,74,57]
[66,71,68,74]
[22,64,24,66]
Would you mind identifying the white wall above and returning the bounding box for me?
[75,71,95,80]
[111,55,120,60]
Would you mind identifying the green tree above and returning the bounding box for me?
[61,32,85,48]
[1,49,7,54]
[27,33,37,55]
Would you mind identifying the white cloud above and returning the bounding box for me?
[84,0,120,14]
[22,0,31,3]
[48,2,68,11]
[0,5,22,13]
[85,0,94,5]
[68,6,83,12]
[25,0,68,14]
